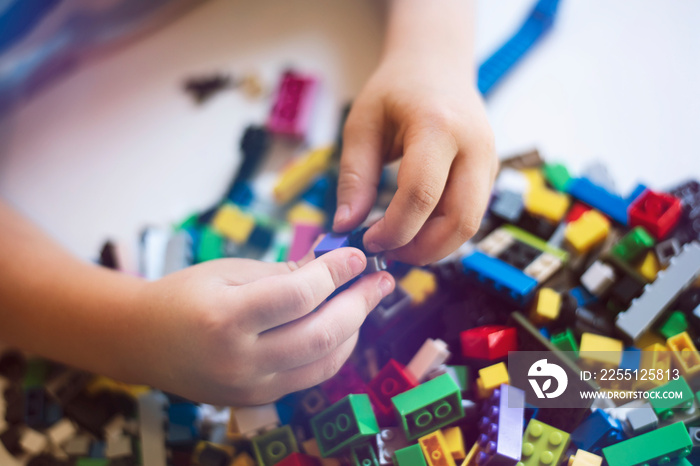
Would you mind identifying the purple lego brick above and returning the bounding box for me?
[289,224,324,262]
[314,232,350,258]
[476,384,525,466]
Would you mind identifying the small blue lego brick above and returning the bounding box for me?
[538,328,550,340]
[571,409,625,455]
[619,347,641,371]
[461,251,538,305]
[569,286,598,308]
[302,176,332,209]
[566,177,647,225]
[314,233,350,258]
[227,182,254,207]
[476,384,525,465]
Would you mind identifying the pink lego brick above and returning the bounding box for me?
[267,70,318,138]
[288,224,324,262]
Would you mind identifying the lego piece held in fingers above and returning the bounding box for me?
[314,233,351,258]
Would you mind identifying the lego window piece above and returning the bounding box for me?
[311,394,379,457]
[391,373,464,441]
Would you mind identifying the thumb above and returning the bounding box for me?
[334,103,385,233]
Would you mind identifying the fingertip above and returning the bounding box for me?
[377,272,395,297]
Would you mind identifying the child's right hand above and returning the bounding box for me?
[125,247,394,405]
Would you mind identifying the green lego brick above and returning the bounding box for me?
[550,329,579,357]
[669,458,692,466]
[393,444,428,466]
[502,225,569,263]
[176,212,199,231]
[602,422,692,466]
[448,365,470,392]
[75,460,109,466]
[311,394,379,457]
[647,377,694,421]
[516,419,570,466]
[351,442,379,466]
[611,226,655,263]
[22,358,48,389]
[251,425,299,466]
[542,162,571,192]
[391,373,464,441]
[658,311,689,339]
[197,226,225,262]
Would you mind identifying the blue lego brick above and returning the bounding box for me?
[314,232,350,257]
[476,384,525,465]
[461,250,538,305]
[570,409,625,455]
[566,177,646,225]
[569,286,598,308]
[302,176,332,208]
[478,0,561,96]
[227,182,254,207]
[619,347,641,371]
[539,328,550,340]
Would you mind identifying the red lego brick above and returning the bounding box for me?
[267,70,318,138]
[367,359,418,425]
[628,189,683,239]
[565,202,592,223]
[320,363,368,404]
[275,452,322,466]
[460,325,517,360]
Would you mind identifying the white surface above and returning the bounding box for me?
[1,0,699,259]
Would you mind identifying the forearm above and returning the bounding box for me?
[0,201,146,380]
[384,0,474,66]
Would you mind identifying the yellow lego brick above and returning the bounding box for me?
[521,168,546,190]
[419,430,457,466]
[636,344,672,390]
[568,449,603,466]
[636,330,666,349]
[459,442,479,466]
[399,268,437,305]
[231,452,255,466]
[635,250,661,282]
[667,332,700,379]
[274,146,333,204]
[579,333,623,368]
[476,362,509,399]
[529,288,561,325]
[443,427,466,461]
[524,188,570,223]
[212,204,256,244]
[85,376,150,398]
[287,202,326,227]
[564,210,610,255]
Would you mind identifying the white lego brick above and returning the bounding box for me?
[141,227,172,281]
[406,338,450,382]
[63,434,91,456]
[20,428,48,455]
[232,403,280,438]
[138,391,168,466]
[106,433,133,458]
[581,261,616,296]
[46,419,77,447]
[200,404,230,426]
[547,222,567,248]
[162,231,193,276]
[103,415,126,440]
[477,228,514,257]
[495,168,529,195]
[524,252,562,283]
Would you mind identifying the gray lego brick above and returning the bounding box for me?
[616,242,700,341]
[625,404,658,435]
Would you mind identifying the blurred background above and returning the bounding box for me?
[0,0,699,259]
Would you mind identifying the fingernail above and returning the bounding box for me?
[349,255,365,275]
[334,204,350,227]
[379,276,394,296]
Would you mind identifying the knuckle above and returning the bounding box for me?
[406,182,440,215]
[291,280,318,314]
[454,214,481,242]
[314,321,341,356]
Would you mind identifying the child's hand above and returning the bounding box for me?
[334,0,498,265]
[128,248,394,405]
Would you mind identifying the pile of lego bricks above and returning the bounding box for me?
[3,69,700,466]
